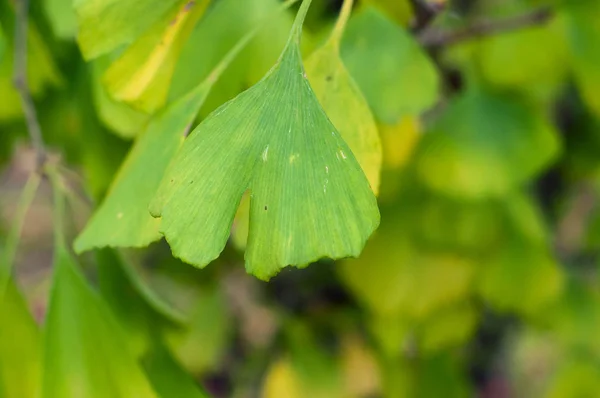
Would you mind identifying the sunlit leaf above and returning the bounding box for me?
[75,3,292,253]
[416,85,560,198]
[0,281,41,398]
[340,6,439,123]
[103,0,210,113]
[75,0,185,59]
[305,0,382,194]
[151,0,379,280]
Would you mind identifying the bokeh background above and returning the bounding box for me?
[2,0,600,397]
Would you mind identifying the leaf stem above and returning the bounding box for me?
[206,0,301,86]
[419,7,553,47]
[330,0,354,48]
[289,0,313,45]
[13,0,47,170]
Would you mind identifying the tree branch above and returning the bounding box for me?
[418,7,553,47]
[13,0,47,170]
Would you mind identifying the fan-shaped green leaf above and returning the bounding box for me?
[340,6,439,123]
[305,0,381,194]
[150,0,379,280]
[416,86,560,199]
[75,3,294,253]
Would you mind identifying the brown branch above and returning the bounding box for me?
[13,0,47,170]
[418,7,553,47]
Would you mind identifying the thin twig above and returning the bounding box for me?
[419,7,553,47]
[13,0,47,170]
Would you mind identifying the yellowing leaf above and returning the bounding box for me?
[104,0,210,113]
[305,0,382,194]
[380,116,420,170]
[75,0,182,59]
[416,86,560,199]
[362,0,413,26]
[150,0,379,280]
[91,57,150,139]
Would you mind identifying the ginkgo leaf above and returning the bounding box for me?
[75,0,183,59]
[150,0,380,280]
[340,6,439,124]
[0,281,41,398]
[75,3,294,253]
[43,246,160,398]
[416,85,560,199]
[232,0,381,251]
[304,0,381,194]
[168,0,302,118]
[91,57,150,139]
[103,0,210,113]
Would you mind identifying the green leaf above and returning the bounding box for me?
[168,0,301,117]
[0,281,41,398]
[477,240,564,315]
[564,1,600,116]
[304,0,381,194]
[362,0,413,26]
[43,245,160,398]
[44,171,158,398]
[75,0,185,59]
[44,0,78,39]
[416,86,560,199]
[142,342,211,398]
[340,6,439,123]
[75,3,292,253]
[103,0,211,113]
[150,0,379,280]
[0,22,6,61]
[476,13,569,100]
[338,203,474,319]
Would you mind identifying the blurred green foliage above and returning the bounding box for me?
[1,0,600,397]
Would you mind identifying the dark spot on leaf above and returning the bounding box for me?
[325,75,333,82]
[170,179,174,182]
[264,206,268,211]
